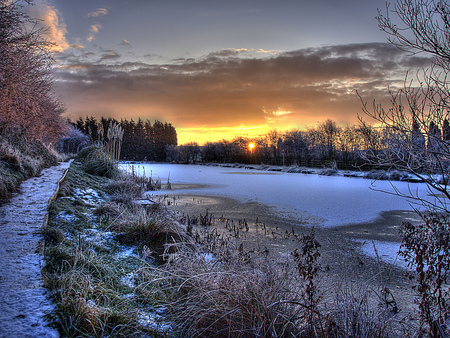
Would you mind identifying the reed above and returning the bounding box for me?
[105,122,124,166]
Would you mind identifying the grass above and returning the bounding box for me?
[44,159,179,336]
[44,155,422,337]
[76,145,120,178]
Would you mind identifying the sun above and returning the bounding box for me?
[248,142,255,150]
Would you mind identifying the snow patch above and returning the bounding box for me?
[355,239,410,270]
[114,246,138,259]
[120,272,136,288]
[55,211,78,223]
[138,307,172,333]
[73,188,104,206]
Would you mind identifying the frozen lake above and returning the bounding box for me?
[122,163,433,228]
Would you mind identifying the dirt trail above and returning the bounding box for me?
[0,162,69,338]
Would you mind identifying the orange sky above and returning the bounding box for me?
[54,44,431,145]
[29,0,432,145]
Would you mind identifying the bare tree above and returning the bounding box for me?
[359,0,450,211]
[0,0,66,142]
[360,1,450,332]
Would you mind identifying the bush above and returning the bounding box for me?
[56,128,89,154]
[400,213,450,334]
[77,145,119,178]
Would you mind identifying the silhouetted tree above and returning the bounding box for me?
[72,116,177,161]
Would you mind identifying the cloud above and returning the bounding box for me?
[87,23,103,42]
[54,43,432,134]
[27,0,69,52]
[257,49,283,56]
[86,8,108,18]
[119,40,132,48]
[99,52,121,62]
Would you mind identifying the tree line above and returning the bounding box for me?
[176,118,450,170]
[69,116,177,161]
[66,114,450,172]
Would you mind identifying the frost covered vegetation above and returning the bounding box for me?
[0,0,66,202]
[0,134,59,201]
[45,148,411,337]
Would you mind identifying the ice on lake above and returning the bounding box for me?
[121,163,434,228]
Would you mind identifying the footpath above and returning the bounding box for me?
[0,162,70,338]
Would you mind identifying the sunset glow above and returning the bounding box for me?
[31,0,432,145]
[177,125,278,145]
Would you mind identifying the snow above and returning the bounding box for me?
[120,272,136,288]
[0,162,69,338]
[122,163,434,228]
[355,239,411,270]
[138,307,172,333]
[114,246,138,259]
[72,188,104,206]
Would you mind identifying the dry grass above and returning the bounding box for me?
[111,204,188,264]
[144,226,402,337]
[44,242,149,337]
[45,162,415,337]
[78,145,120,178]
[160,246,302,337]
[0,133,58,203]
[44,162,183,336]
[105,177,143,206]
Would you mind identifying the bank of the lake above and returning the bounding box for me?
[44,156,425,336]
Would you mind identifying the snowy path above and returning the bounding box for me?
[0,162,69,338]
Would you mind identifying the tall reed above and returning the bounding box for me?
[90,122,124,167]
[105,122,124,166]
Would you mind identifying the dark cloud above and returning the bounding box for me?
[55,42,432,130]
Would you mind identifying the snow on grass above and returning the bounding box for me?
[119,272,136,288]
[55,211,78,223]
[72,188,105,206]
[138,307,172,333]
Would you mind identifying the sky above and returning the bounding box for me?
[26,0,432,145]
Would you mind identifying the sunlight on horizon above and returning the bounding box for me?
[177,123,304,145]
[177,125,273,145]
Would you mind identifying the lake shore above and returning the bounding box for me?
[157,191,421,321]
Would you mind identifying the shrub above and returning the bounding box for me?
[0,134,59,203]
[400,213,450,334]
[56,128,89,154]
[78,145,119,178]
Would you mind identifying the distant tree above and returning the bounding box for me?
[72,116,177,161]
[283,130,310,165]
[427,120,441,152]
[316,119,340,160]
[443,119,450,141]
[202,142,219,162]
[177,142,200,163]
